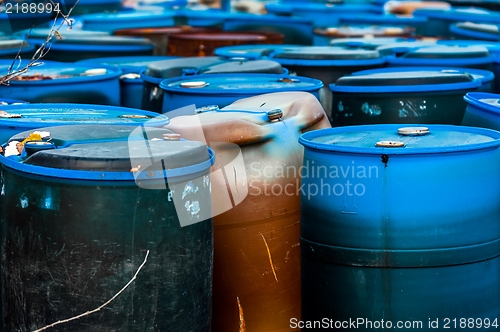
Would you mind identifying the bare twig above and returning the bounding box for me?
[32,250,150,332]
[0,0,81,86]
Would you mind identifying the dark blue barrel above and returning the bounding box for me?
[313,27,416,47]
[141,56,285,113]
[462,92,500,130]
[77,56,178,109]
[0,103,168,143]
[80,10,177,32]
[0,39,35,59]
[338,14,428,35]
[265,3,379,28]
[298,124,500,330]
[0,63,122,105]
[329,69,481,126]
[159,73,323,113]
[413,7,500,37]
[450,22,500,41]
[385,45,495,71]
[222,12,314,45]
[0,127,214,331]
[353,66,495,92]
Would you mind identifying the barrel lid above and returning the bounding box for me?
[270,46,385,66]
[464,92,500,116]
[168,31,271,41]
[451,22,500,41]
[299,124,500,155]
[401,45,491,59]
[50,35,154,46]
[351,66,494,84]
[314,26,412,38]
[144,56,227,78]
[76,56,178,74]
[24,28,110,40]
[202,59,283,74]
[339,13,428,25]
[0,103,169,131]
[437,39,500,55]
[213,44,300,60]
[330,37,416,49]
[413,7,500,23]
[267,2,378,12]
[0,39,31,50]
[81,10,176,23]
[375,40,437,56]
[23,140,209,173]
[0,64,121,84]
[330,69,479,93]
[8,124,173,147]
[159,74,323,94]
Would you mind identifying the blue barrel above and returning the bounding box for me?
[0,127,214,331]
[353,66,495,92]
[299,124,500,330]
[63,0,122,15]
[338,14,428,34]
[375,40,437,56]
[0,103,169,143]
[159,73,323,113]
[450,22,500,41]
[0,98,27,105]
[19,27,110,45]
[329,69,481,126]
[174,8,232,27]
[265,3,378,28]
[313,27,417,47]
[462,92,500,131]
[141,56,285,113]
[386,45,495,71]
[0,39,35,59]
[80,10,177,32]
[0,11,53,35]
[413,7,500,37]
[77,56,178,109]
[222,13,314,45]
[329,37,423,49]
[0,63,122,105]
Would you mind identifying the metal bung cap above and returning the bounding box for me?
[163,133,181,140]
[278,77,300,83]
[267,108,283,122]
[195,105,219,113]
[375,141,405,147]
[83,68,107,76]
[180,81,209,88]
[0,111,21,118]
[119,114,151,119]
[398,126,430,136]
[120,73,141,80]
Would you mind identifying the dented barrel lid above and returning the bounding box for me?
[330,69,480,93]
[160,74,324,95]
[8,124,174,147]
[299,124,500,155]
[0,103,169,129]
[0,63,121,84]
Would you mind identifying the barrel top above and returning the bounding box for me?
[299,124,500,155]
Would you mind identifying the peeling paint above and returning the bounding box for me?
[182,181,199,199]
[20,195,28,209]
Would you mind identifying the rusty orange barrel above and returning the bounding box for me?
[167,31,284,57]
[165,92,331,332]
[113,26,220,55]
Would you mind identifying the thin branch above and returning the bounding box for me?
[32,250,150,332]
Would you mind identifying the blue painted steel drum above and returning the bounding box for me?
[299,124,500,330]
[265,3,379,28]
[0,103,169,143]
[141,56,285,113]
[462,92,500,131]
[413,7,500,37]
[313,27,416,46]
[80,10,177,32]
[159,73,323,113]
[63,0,122,15]
[353,66,495,92]
[222,13,314,45]
[329,69,481,125]
[0,39,35,59]
[0,63,121,105]
[338,14,427,34]
[450,22,500,41]
[385,45,495,71]
[0,128,214,331]
[77,56,178,109]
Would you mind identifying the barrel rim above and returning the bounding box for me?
[450,23,500,41]
[385,54,495,66]
[299,124,500,155]
[329,78,482,93]
[464,92,500,117]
